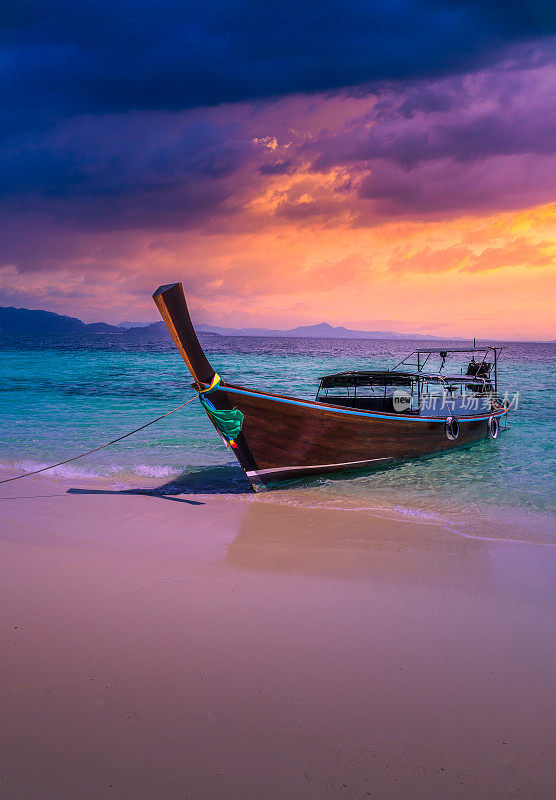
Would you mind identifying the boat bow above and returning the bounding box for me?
[152,283,215,389]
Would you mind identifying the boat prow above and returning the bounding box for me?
[153,283,215,389]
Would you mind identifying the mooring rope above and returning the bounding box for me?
[0,395,197,485]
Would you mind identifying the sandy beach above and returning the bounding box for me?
[1,472,554,800]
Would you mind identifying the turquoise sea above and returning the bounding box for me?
[1,332,554,542]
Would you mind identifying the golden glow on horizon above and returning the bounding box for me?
[1,203,554,338]
[175,201,556,339]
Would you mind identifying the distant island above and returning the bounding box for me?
[0,305,466,340]
[194,321,461,340]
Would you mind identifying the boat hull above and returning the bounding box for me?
[209,382,504,490]
[152,282,507,493]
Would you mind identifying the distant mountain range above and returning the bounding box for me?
[195,321,458,339]
[0,306,463,340]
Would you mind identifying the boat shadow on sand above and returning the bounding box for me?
[67,464,252,504]
[67,453,472,504]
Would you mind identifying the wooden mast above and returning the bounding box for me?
[152,283,215,389]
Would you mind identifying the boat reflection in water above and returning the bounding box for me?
[225,497,489,584]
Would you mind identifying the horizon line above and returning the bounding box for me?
[1,303,554,343]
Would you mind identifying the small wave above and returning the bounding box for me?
[0,457,181,482]
[256,494,556,548]
[0,459,108,480]
[129,463,176,479]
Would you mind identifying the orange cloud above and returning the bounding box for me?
[1,198,554,340]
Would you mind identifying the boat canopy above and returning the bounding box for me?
[319,371,413,389]
[318,370,493,389]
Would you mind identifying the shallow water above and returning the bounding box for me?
[1,331,554,540]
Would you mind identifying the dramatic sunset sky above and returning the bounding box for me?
[1,1,555,338]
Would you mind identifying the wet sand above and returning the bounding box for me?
[1,474,555,799]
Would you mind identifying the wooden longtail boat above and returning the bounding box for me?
[153,282,509,492]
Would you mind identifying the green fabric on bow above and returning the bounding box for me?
[198,373,243,447]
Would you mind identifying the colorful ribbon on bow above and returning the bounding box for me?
[198,373,243,449]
